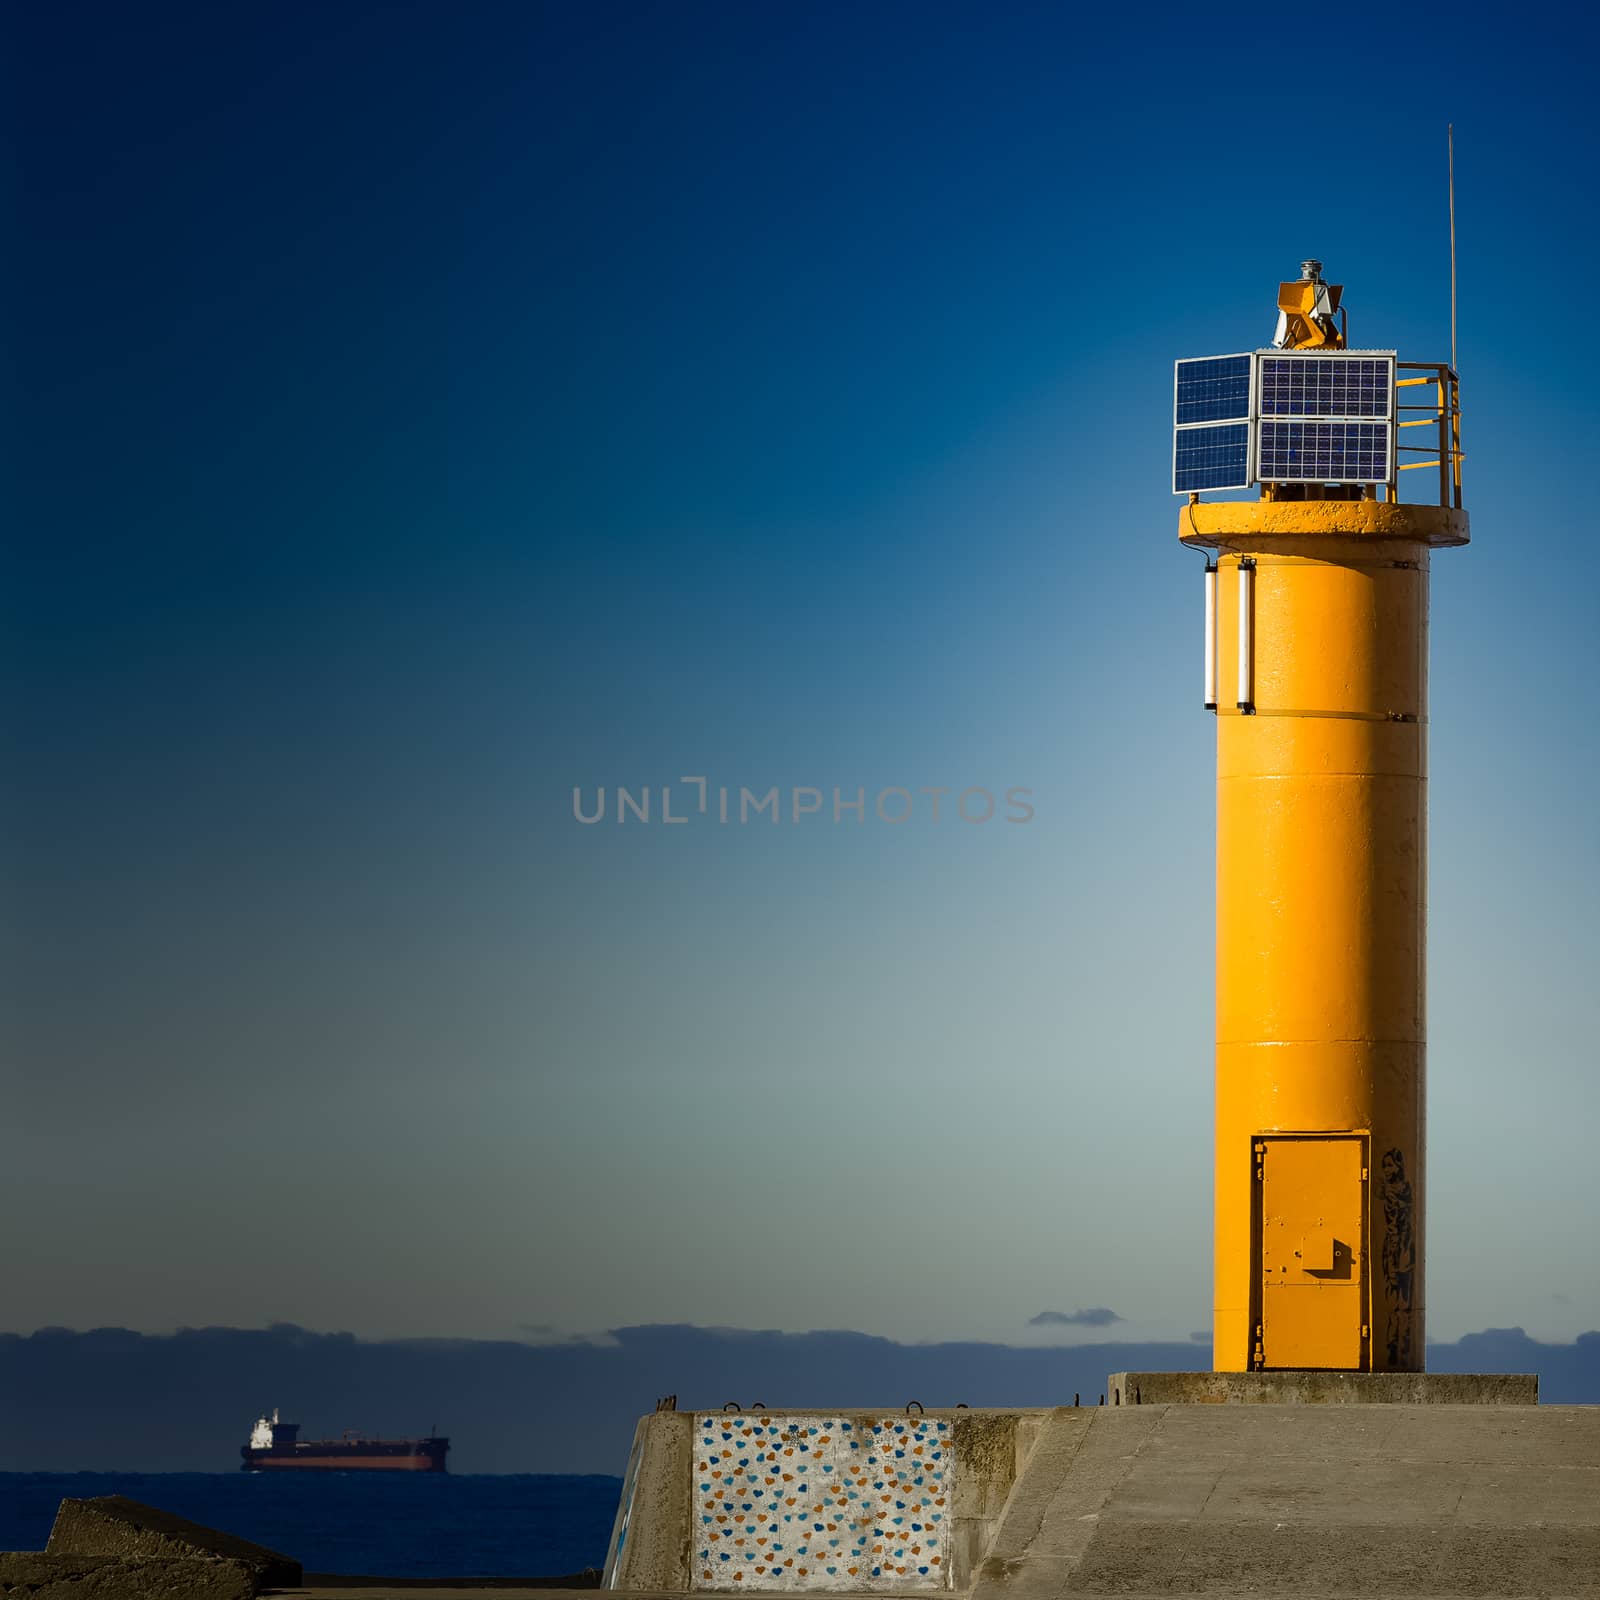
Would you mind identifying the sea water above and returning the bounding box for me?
[0,1471,623,1579]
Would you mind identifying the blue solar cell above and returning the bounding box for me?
[1257,421,1389,483]
[1175,355,1252,425]
[1174,422,1250,492]
[1258,356,1391,418]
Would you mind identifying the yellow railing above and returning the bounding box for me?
[1394,362,1462,508]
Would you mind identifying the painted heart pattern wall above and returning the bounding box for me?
[691,1413,951,1590]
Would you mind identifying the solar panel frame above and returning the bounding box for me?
[1173,352,1255,494]
[1252,350,1395,487]
[1254,350,1396,422]
[1173,421,1253,494]
[1256,419,1390,486]
[1174,353,1254,426]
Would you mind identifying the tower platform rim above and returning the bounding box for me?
[1179,499,1469,548]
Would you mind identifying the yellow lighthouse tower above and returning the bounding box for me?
[1173,262,1467,1373]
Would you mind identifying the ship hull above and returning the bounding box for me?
[241,1441,448,1473]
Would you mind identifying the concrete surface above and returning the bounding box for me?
[970,1404,1599,1597]
[1106,1371,1540,1406]
[0,1550,257,1597]
[48,1494,302,1588]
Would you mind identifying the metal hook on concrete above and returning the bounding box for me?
[955,1403,969,1409]
[905,1401,924,1415]
[723,1401,742,1413]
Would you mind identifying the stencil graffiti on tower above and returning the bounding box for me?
[1381,1148,1416,1368]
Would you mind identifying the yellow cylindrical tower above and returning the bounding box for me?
[1181,499,1469,1372]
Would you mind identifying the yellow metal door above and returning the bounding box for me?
[1257,1137,1366,1370]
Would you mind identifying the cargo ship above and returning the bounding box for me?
[240,1409,450,1472]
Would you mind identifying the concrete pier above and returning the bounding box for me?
[590,1401,1599,1598]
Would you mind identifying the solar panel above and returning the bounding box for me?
[1172,350,1396,494]
[1174,422,1251,493]
[1257,354,1393,418]
[1256,420,1389,484]
[1175,354,1252,425]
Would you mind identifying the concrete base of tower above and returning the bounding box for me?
[603,1398,1597,1599]
[1105,1370,1537,1406]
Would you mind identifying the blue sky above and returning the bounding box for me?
[5,1,1598,1350]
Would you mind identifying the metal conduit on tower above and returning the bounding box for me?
[1173,264,1468,1372]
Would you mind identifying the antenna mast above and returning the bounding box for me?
[1448,124,1458,374]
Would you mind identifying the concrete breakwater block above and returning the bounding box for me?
[0,1551,257,1598]
[604,1408,1050,1593]
[46,1495,301,1590]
